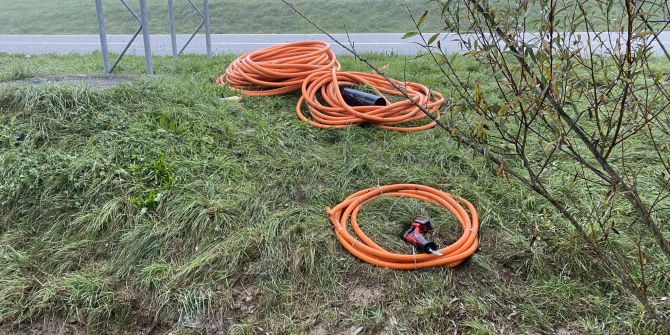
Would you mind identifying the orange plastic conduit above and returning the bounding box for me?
[326,184,479,269]
[296,68,444,131]
[216,41,341,96]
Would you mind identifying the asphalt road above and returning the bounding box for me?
[1,33,669,56]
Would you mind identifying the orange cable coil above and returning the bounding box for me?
[216,40,341,96]
[296,69,444,131]
[327,184,479,269]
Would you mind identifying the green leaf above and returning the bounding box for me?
[527,47,537,62]
[636,31,654,38]
[402,32,418,39]
[417,10,428,27]
[427,33,440,46]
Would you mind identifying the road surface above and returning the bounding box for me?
[1,33,669,56]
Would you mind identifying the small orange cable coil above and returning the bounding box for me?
[326,184,479,269]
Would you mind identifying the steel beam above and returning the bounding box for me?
[94,0,110,73]
[139,0,154,74]
[95,0,154,74]
[203,0,212,59]
[168,0,178,58]
[168,0,212,57]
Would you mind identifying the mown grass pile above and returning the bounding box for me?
[0,53,665,334]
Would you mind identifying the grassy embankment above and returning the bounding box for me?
[0,0,648,35]
[0,51,668,334]
[0,0,445,35]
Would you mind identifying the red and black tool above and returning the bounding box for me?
[401,217,443,256]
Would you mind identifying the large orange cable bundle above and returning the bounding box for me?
[216,41,340,96]
[296,69,444,131]
[327,184,479,269]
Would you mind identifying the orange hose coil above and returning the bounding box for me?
[327,184,479,269]
[297,68,444,131]
[216,41,341,96]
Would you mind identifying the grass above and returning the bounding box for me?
[2,0,662,35]
[0,51,668,334]
[0,0,445,35]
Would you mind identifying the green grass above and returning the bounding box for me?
[0,52,667,334]
[2,0,660,35]
[0,0,445,35]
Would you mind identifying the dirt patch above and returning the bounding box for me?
[309,324,330,335]
[5,74,132,89]
[555,321,585,335]
[1,316,154,335]
[232,284,259,316]
[1,317,80,335]
[309,324,365,335]
[347,286,384,305]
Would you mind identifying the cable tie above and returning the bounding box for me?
[412,247,418,270]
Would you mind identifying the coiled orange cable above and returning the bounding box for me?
[216,41,340,96]
[296,68,444,131]
[326,184,479,269]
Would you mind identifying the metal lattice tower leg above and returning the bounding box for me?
[139,0,153,74]
[94,0,154,74]
[204,0,212,59]
[168,0,178,58]
[94,0,111,73]
[167,0,212,59]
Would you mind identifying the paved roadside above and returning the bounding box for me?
[0,32,668,56]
